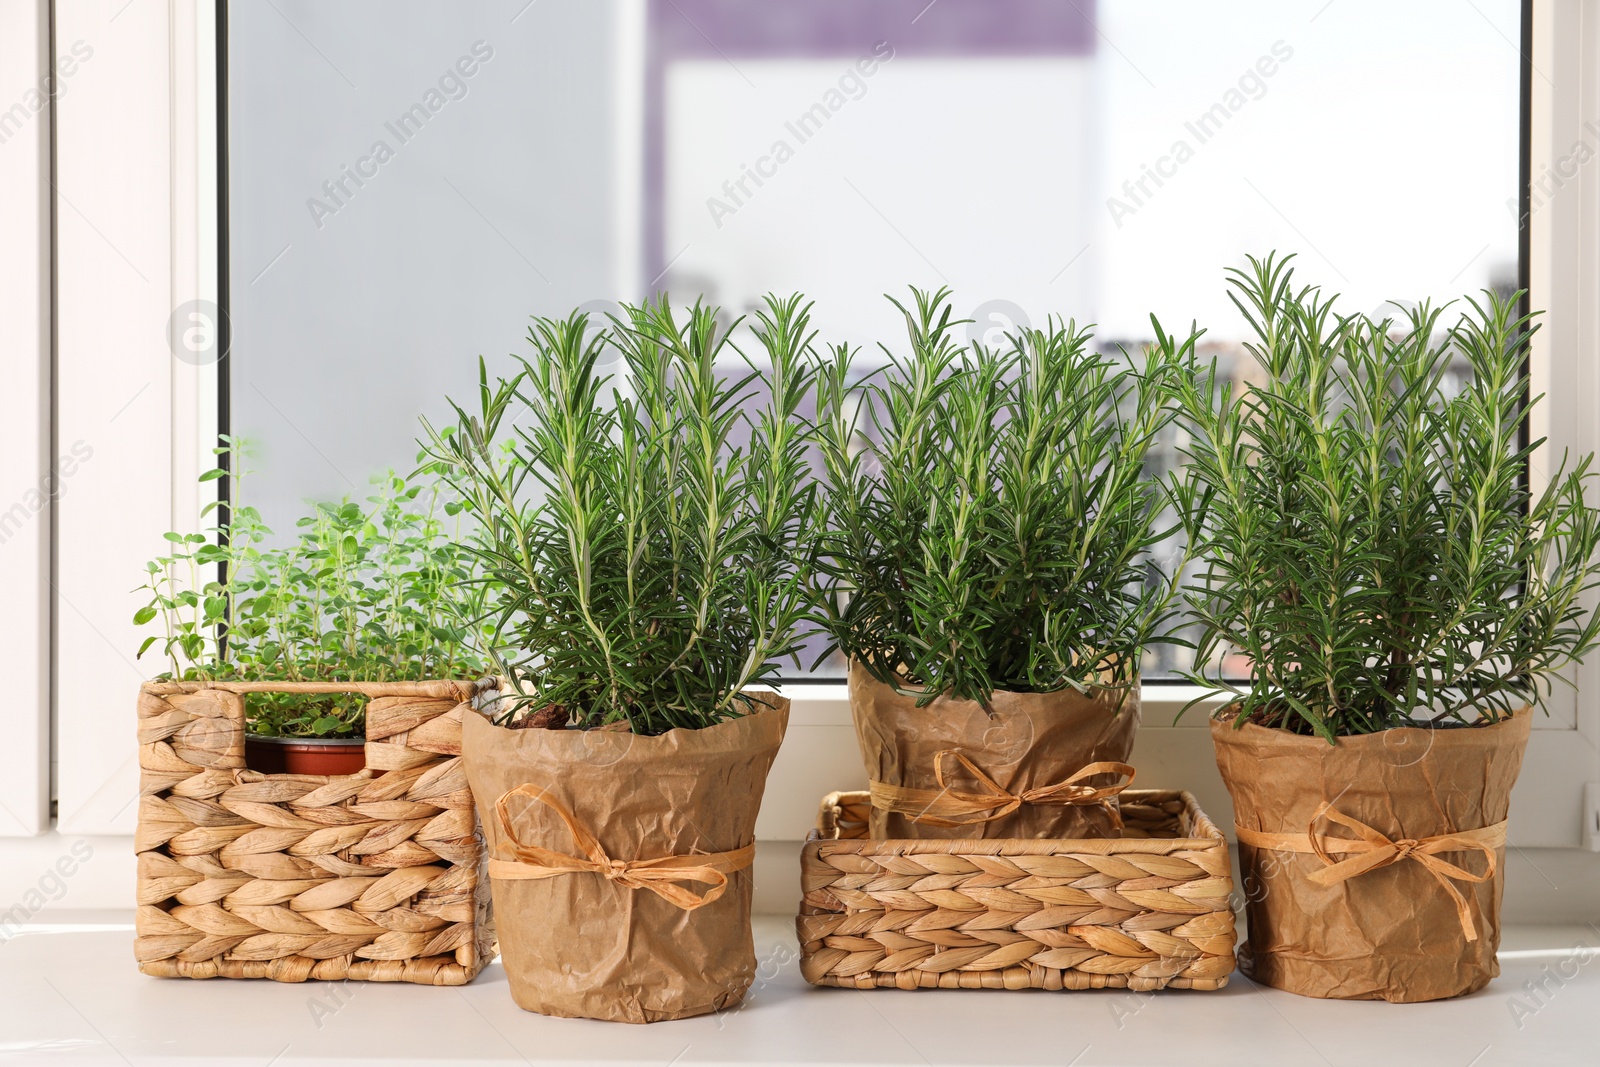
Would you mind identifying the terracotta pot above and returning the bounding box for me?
[848,660,1139,840]
[1211,707,1531,1002]
[245,734,368,776]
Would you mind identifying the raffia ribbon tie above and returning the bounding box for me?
[1234,803,1506,942]
[487,783,752,911]
[870,750,1136,829]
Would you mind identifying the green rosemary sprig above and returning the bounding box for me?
[422,295,818,733]
[1169,252,1600,739]
[811,287,1187,707]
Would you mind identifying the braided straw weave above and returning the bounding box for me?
[798,789,1236,992]
[135,680,496,984]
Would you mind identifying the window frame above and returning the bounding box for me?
[0,0,53,836]
[42,0,1595,848]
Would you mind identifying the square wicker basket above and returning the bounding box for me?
[798,789,1236,991]
[135,679,496,985]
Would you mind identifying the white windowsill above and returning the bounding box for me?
[0,916,1594,1065]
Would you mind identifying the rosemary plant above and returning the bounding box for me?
[811,287,1185,707]
[136,443,494,737]
[1169,253,1600,739]
[421,295,816,734]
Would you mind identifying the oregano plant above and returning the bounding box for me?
[1168,253,1600,740]
[810,287,1188,707]
[421,294,817,734]
[135,440,495,737]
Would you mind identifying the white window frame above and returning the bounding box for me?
[40,0,1600,851]
[0,0,53,837]
[1518,0,1600,848]
[53,0,218,836]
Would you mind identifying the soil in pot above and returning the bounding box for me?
[462,698,789,1023]
[244,734,368,776]
[849,660,1138,840]
[1212,707,1531,1002]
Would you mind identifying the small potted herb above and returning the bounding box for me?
[137,446,492,774]
[1169,254,1600,1002]
[811,288,1183,840]
[425,296,813,1022]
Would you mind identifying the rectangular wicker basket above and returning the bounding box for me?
[798,789,1236,992]
[135,679,496,985]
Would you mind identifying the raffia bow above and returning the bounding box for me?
[870,749,1136,829]
[487,783,753,911]
[1234,802,1507,941]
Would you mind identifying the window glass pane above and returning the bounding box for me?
[229,0,1522,680]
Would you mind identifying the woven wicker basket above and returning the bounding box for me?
[135,679,496,984]
[798,789,1236,991]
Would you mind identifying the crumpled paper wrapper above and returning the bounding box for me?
[1212,707,1531,1002]
[462,698,788,1023]
[849,660,1139,840]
